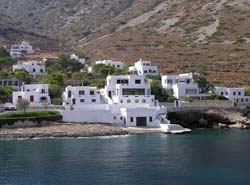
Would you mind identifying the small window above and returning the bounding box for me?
[127,99,131,103]
[40,69,44,73]
[79,90,85,95]
[221,92,224,96]
[120,116,123,120]
[239,92,241,96]
[92,99,96,102]
[135,99,139,103]
[186,79,190,84]
[149,117,152,122]
[120,100,123,103]
[80,99,85,103]
[247,99,248,102]
[114,116,116,120]
[90,90,95,95]
[233,92,236,96]
[130,117,134,122]
[33,68,36,72]
[135,79,141,84]
[241,98,244,102]
[142,99,146,103]
[41,89,46,94]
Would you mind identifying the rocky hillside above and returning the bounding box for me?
[1,0,250,86]
[0,13,60,50]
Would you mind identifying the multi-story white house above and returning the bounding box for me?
[70,54,85,64]
[0,77,21,90]
[162,73,209,99]
[62,86,100,107]
[129,59,158,76]
[214,87,250,105]
[95,60,124,69]
[13,84,51,106]
[10,41,34,59]
[62,75,167,127]
[103,75,154,106]
[13,61,45,78]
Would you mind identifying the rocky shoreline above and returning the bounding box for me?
[168,109,250,129]
[0,123,129,139]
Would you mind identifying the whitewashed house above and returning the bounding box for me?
[214,87,250,105]
[13,61,45,78]
[62,75,167,127]
[129,59,158,76]
[10,41,34,59]
[62,86,100,107]
[70,54,85,64]
[162,73,209,99]
[13,84,51,106]
[95,60,124,69]
[0,77,20,90]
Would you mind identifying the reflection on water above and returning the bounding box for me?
[0,130,250,185]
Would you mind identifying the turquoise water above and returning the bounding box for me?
[0,130,250,185]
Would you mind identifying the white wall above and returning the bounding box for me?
[62,110,114,123]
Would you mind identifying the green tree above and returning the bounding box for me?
[11,69,32,84]
[44,73,65,87]
[0,47,10,57]
[150,79,175,102]
[72,72,83,80]
[92,64,116,78]
[0,87,15,103]
[16,98,30,113]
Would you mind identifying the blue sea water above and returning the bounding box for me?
[0,130,250,185]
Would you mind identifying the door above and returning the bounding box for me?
[136,117,147,127]
[30,95,34,102]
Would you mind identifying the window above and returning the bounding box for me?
[247,99,248,102]
[79,90,85,95]
[117,79,129,84]
[33,68,36,73]
[122,89,145,95]
[40,69,44,73]
[241,98,244,102]
[41,89,46,94]
[120,100,123,103]
[135,79,141,84]
[167,79,172,84]
[233,92,236,96]
[135,99,139,103]
[239,92,241,96]
[149,117,152,122]
[144,70,147,73]
[186,79,190,84]
[80,99,85,103]
[8,81,12,86]
[127,99,131,103]
[120,117,123,120]
[114,116,116,120]
[90,90,95,95]
[142,99,146,103]
[221,92,224,96]
[130,117,134,122]
[92,99,96,102]
[68,90,72,98]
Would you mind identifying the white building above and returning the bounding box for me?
[13,84,51,106]
[13,61,45,78]
[62,75,167,127]
[162,73,209,99]
[10,41,34,59]
[95,60,124,69]
[62,86,100,107]
[214,87,250,105]
[70,54,85,64]
[129,59,158,76]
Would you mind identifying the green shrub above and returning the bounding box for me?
[0,112,62,127]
